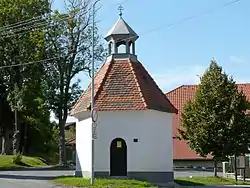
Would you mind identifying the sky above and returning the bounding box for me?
[51,0,250,121]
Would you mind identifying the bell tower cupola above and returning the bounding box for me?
[105,5,139,60]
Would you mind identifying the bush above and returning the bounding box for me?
[12,152,23,165]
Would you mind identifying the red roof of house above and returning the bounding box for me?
[166,84,250,160]
[71,58,177,115]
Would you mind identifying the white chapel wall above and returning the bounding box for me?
[94,110,173,172]
[75,117,92,174]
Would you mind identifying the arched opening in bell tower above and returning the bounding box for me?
[117,41,127,54]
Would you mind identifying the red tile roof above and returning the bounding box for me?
[71,58,177,115]
[166,84,250,160]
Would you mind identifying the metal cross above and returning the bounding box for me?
[118,5,124,17]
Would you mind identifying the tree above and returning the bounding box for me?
[179,60,250,176]
[19,80,56,154]
[45,0,106,165]
[0,0,51,154]
[0,80,14,155]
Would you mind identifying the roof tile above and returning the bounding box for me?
[71,58,177,115]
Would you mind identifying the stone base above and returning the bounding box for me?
[128,172,174,183]
[74,171,173,183]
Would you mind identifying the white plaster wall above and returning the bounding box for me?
[75,117,92,175]
[93,110,173,173]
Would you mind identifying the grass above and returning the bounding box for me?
[175,176,250,186]
[54,176,250,187]
[0,155,48,170]
[53,176,158,188]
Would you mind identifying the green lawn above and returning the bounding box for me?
[0,155,48,170]
[175,176,250,186]
[53,177,158,188]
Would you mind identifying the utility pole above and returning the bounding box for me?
[91,0,100,185]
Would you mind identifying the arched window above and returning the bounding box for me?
[129,41,133,54]
[117,41,126,54]
[128,41,135,55]
[108,42,113,55]
[132,42,135,55]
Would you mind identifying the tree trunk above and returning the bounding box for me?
[13,66,21,155]
[4,131,11,155]
[59,119,66,166]
[0,132,2,154]
[22,123,27,155]
[2,129,11,155]
[0,94,2,154]
[235,155,238,181]
[13,109,20,154]
[1,135,5,154]
[214,159,218,177]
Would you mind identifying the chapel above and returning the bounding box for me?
[71,10,177,183]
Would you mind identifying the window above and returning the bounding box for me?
[133,138,138,143]
[117,44,126,54]
[109,42,113,55]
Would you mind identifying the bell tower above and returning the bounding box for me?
[104,5,139,60]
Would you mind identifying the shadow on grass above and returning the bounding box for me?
[175,179,205,186]
[0,174,55,180]
[0,165,74,171]
[0,170,74,181]
[17,162,31,167]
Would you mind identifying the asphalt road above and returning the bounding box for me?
[0,170,73,188]
[0,169,242,188]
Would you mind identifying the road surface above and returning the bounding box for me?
[0,170,73,188]
[0,169,244,188]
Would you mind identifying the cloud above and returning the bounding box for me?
[152,65,207,92]
[229,56,246,64]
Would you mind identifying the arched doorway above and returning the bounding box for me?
[110,138,127,176]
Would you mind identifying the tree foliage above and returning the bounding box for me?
[179,60,250,176]
[0,0,50,110]
[0,0,106,164]
[0,0,51,153]
[45,0,106,165]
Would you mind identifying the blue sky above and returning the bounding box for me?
[52,0,250,92]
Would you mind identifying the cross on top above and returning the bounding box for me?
[118,5,124,17]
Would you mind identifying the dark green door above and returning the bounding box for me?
[110,138,127,176]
